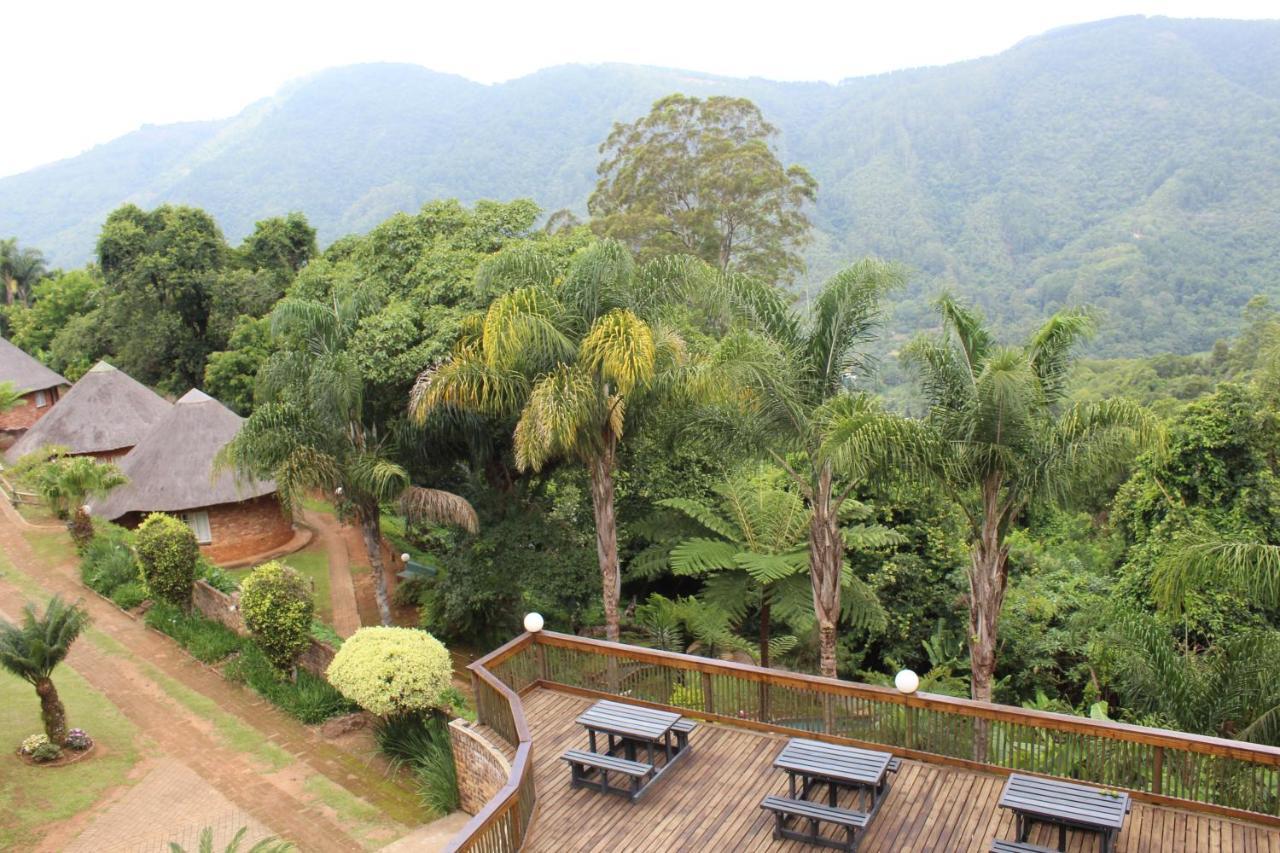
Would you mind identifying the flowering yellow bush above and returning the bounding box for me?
[325,627,452,716]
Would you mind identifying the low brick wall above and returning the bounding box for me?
[449,718,511,815]
[191,579,336,677]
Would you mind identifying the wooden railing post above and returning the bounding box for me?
[1153,746,1164,795]
[822,693,835,734]
[535,642,549,684]
[701,671,715,716]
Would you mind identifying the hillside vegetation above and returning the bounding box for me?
[3,15,1279,355]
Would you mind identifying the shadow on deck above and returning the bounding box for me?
[520,688,1280,853]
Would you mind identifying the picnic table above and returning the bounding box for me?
[997,774,1130,853]
[561,699,695,800]
[774,737,894,814]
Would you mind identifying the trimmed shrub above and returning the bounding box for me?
[109,580,148,610]
[326,627,452,717]
[240,562,314,673]
[136,513,199,608]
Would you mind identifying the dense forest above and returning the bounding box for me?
[3,76,1280,756]
[3,16,1280,356]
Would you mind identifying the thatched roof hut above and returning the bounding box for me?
[5,361,170,463]
[0,337,67,394]
[90,389,293,564]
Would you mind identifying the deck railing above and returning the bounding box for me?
[444,634,537,853]
[446,630,1280,850]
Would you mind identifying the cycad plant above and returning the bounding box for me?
[30,453,128,546]
[0,596,90,745]
[223,282,478,626]
[412,240,700,641]
[651,468,893,668]
[904,295,1156,714]
[707,260,921,677]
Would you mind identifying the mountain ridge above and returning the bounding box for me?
[5,15,1280,356]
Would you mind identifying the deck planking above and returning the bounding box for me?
[515,688,1280,853]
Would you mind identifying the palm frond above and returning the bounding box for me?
[579,309,656,394]
[399,487,480,533]
[804,259,904,395]
[512,365,602,471]
[669,538,741,575]
[1026,307,1096,404]
[1154,538,1280,614]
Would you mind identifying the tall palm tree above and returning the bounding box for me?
[904,295,1156,717]
[655,468,894,669]
[411,240,697,641]
[0,238,47,306]
[706,260,921,677]
[223,285,478,626]
[0,596,90,745]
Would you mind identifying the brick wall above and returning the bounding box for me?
[204,496,294,564]
[191,579,336,677]
[448,718,511,814]
[0,387,63,433]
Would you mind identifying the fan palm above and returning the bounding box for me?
[222,284,478,626]
[654,469,894,668]
[705,260,920,677]
[0,238,47,306]
[411,240,699,641]
[904,295,1156,714]
[0,596,90,745]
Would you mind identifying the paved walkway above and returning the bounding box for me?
[0,500,425,851]
[302,508,363,638]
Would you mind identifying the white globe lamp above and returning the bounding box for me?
[523,612,544,633]
[894,669,920,695]
[401,552,411,563]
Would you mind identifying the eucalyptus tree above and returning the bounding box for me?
[904,295,1156,716]
[411,240,699,642]
[222,283,478,626]
[656,468,894,669]
[0,597,89,745]
[707,260,921,677]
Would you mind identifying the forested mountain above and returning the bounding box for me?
[4,15,1280,355]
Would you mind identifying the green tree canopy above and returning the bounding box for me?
[589,94,816,284]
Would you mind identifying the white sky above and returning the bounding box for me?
[3,0,1276,178]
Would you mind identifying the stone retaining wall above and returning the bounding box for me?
[448,718,511,815]
[191,579,336,676]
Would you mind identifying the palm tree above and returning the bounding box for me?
[169,826,294,853]
[904,295,1156,716]
[411,240,697,642]
[654,468,893,669]
[30,454,127,545]
[0,238,47,306]
[705,260,921,677]
[0,596,90,745]
[223,285,478,626]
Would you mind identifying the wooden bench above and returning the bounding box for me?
[990,841,1061,853]
[671,717,697,750]
[562,749,654,800]
[760,794,870,852]
[887,757,901,773]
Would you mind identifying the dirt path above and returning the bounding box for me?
[0,502,423,851]
[301,508,363,638]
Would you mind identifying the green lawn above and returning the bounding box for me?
[0,666,142,849]
[230,545,333,624]
[21,528,77,569]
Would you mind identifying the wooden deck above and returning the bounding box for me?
[519,688,1280,852]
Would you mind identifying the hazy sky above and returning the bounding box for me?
[4,0,1276,178]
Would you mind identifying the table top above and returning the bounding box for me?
[774,738,893,787]
[576,699,683,742]
[998,774,1130,831]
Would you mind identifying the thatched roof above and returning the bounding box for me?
[90,388,276,520]
[0,337,67,394]
[6,361,171,462]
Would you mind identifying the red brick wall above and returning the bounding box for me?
[204,496,294,563]
[0,386,64,433]
[117,496,293,565]
[449,719,512,814]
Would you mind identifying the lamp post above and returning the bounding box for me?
[896,669,919,749]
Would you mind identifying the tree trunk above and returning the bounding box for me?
[359,509,393,627]
[588,433,622,643]
[967,477,1010,761]
[808,463,844,679]
[69,507,95,552]
[758,593,772,670]
[36,677,68,745]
